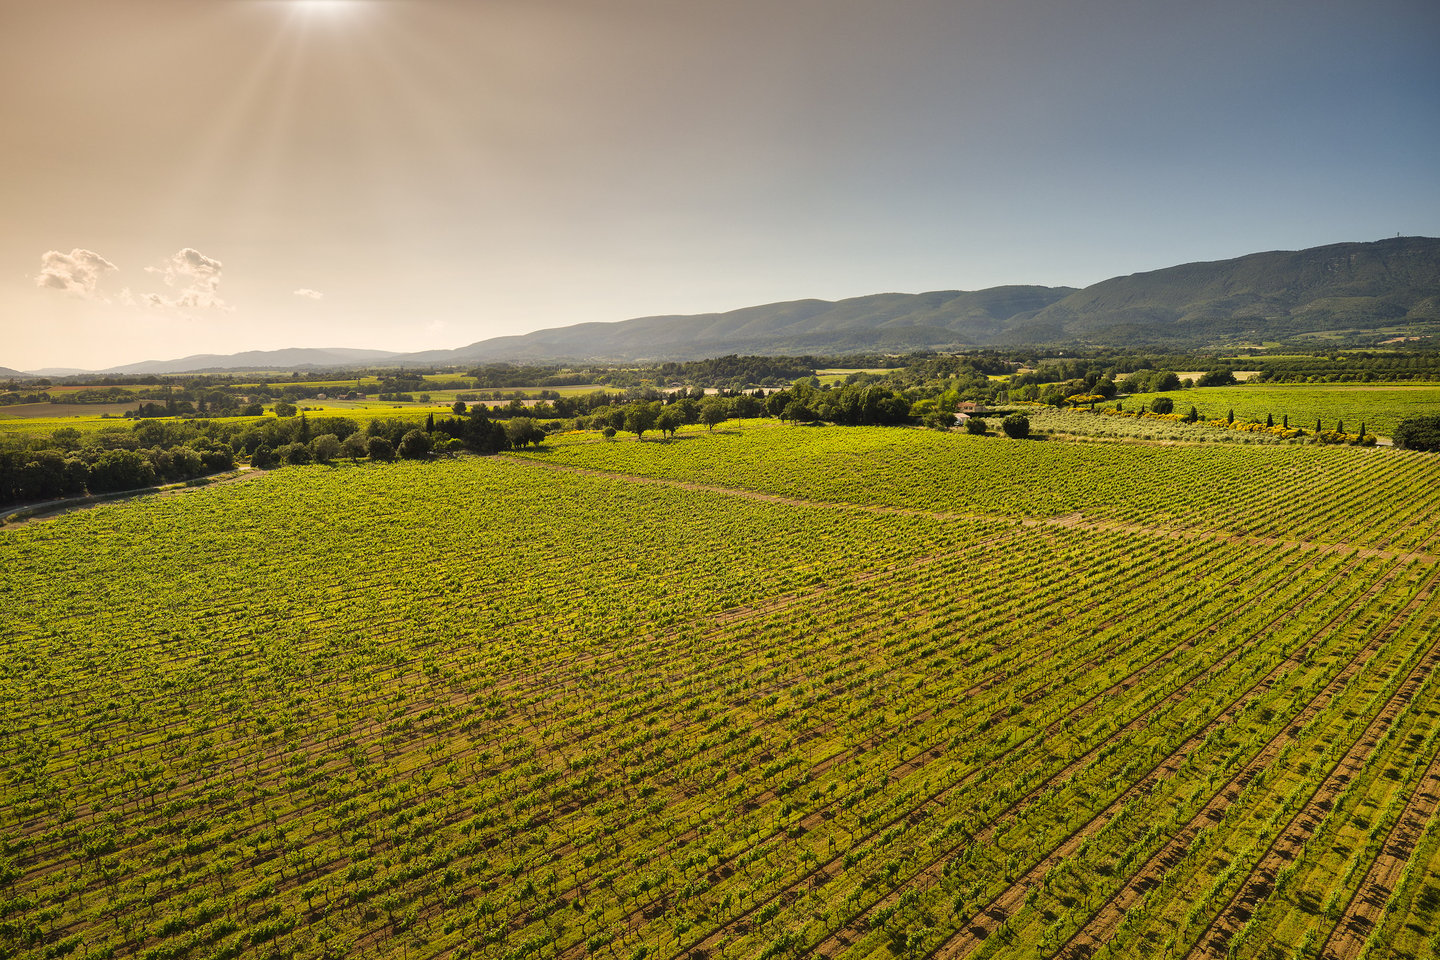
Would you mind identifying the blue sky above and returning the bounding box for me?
[3,0,1438,370]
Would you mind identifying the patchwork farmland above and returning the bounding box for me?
[3,428,1440,960]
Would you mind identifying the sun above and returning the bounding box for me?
[291,0,359,13]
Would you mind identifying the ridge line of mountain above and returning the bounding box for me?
[9,237,1437,375]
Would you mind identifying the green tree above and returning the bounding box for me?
[273,401,298,418]
[923,411,954,431]
[781,400,816,425]
[310,434,341,463]
[1150,397,1174,414]
[655,407,684,438]
[398,430,432,459]
[699,398,729,431]
[341,431,369,462]
[276,442,312,465]
[367,436,396,461]
[88,449,157,491]
[624,404,657,440]
[732,394,764,425]
[673,398,701,425]
[1393,417,1440,450]
[504,417,544,449]
[1001,413,1030,439]
[964,417,987,435]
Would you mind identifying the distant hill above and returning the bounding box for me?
[407,285,1078,364]
[26,237,1440,374]
[1016,237,1440,346]
[416,237,1439,362]
[99,347,402,375]
[0,366,24,378]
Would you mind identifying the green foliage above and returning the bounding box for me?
[366,436,396,461]
[4,432,1440,960]
[503,417,545,449]
[309,433,342,463]
[1124,382,1440,438]
[624,403,658,440]
[1001,413,1030,439]
[699,398,729,431]
[1199,369,1238,388]
[1393,416,1440,452]
[655,407,685,438]
[397,429,432,459]
[277,441,312,464]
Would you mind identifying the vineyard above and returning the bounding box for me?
[3,428,1440,960]
[1120,383,1440,438]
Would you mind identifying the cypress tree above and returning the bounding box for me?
[1316,417,1322,433]
[1266,413,1274,428]
[1338,420,1345,434]
[1283,414,1289,429]
[1226,409,1234,424]
[1360,421,1366,437]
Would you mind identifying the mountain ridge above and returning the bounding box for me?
[8,238,1437,375]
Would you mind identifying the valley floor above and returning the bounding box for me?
[3,426,1439,960]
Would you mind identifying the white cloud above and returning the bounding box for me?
[293,288,324,300]
[144,248,231,311]
[35,249,118,300]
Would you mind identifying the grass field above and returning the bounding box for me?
[0,402,137,421]
[0,409,436,438]
[1124,382,1440,437]
[4,427,1440,960]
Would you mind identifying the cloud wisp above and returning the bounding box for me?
[34,249,118,300]
[293,288,324,300]
[145,248,231,311]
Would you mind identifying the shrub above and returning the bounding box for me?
[1150,396,1174,414]
[398,430,432,460]
[367,437,396,462]
[964,417,987,435]
[310,434,341,463]
[1394,416,1440,452]
[275,442,312,465]
[1001,413,1030,439]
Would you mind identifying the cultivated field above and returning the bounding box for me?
[3,427,1439,960]
[1122,383,1440,438]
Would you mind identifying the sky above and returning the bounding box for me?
[3,0,1438,371]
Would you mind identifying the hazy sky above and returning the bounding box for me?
[4,0,1438,370]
